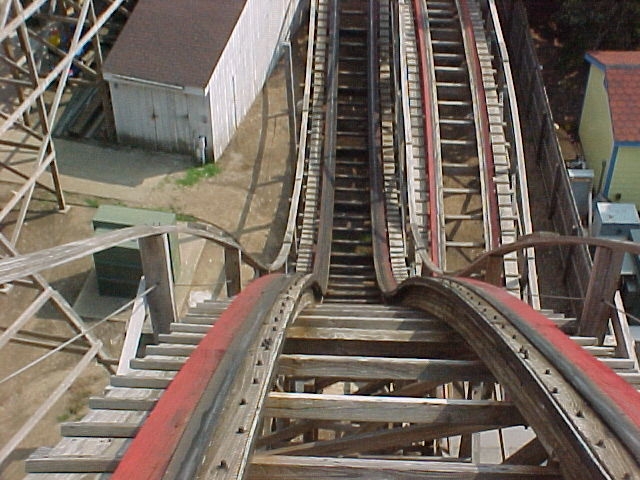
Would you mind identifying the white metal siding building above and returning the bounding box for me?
[103,0,302,161]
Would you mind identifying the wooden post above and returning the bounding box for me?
[224,246,242,297]
[139,234,178,341]
[578,247,624,342]
[283,41,298,147]
[547,164,562,220]
[485,254,504,286]
[535,112,547,165]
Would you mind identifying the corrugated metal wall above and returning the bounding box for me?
[109,81,210,156]
[108,0,301,161]
[207,0,300,160]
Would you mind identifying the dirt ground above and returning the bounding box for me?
[0,52,297,478]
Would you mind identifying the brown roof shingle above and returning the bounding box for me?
[586,51,640,143]
[103,0,247,90]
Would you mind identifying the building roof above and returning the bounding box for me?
[585,51,640,144]
[103,0,247,91]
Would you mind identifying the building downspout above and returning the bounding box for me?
[602,143,619,199]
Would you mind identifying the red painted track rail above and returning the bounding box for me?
[412,0,441,269]
[107,275,640,479]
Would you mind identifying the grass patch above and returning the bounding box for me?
[176,163,221,187]
[85,198,100,208]
[176,213,198,222]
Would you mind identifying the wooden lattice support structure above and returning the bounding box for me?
[0,0,132,244]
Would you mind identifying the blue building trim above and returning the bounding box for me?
[584,52,606,71]
[614,140,640,147]
[603,144,619,197]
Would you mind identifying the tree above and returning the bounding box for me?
[557,0,640,54]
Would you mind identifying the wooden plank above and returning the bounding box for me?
[260,421,521,456]
[88,388,162,411]
[128,356,186,371]
[578,247,624,342]
[26,437,129,473]
[60,409,146,437]
[285,326,459,343]
[264,392,521,425]
[116,277,148,375]
[139,234,178,339]
[293,315,450,330]
[277,354,491,382]
[110,371,175,389]
[60,421,141,438]
[248,455,562,479]
[282,338,471,358]
[0,344,101,467]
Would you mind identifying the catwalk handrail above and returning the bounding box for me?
[267,0,318,273]
[454,232,640,361]
[0,222,269,286]
[482,0,540,308]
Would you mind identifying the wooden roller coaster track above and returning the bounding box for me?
[1,0,639,478]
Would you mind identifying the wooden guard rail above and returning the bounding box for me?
[494,0,593,317]
[0,222,270,340]
[455,233,640,363]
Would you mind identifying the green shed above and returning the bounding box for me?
[92,205,180,297]
[579,51,640,209]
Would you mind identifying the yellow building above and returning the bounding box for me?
[579,51,640,208]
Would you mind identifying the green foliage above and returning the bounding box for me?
[85,198,100,208]
[176,163,221,187]
[557,0,640,57]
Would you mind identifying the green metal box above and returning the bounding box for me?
[92,205,180,297]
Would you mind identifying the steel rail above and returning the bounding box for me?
[460,278,640,462]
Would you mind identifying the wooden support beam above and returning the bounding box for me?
[248,455,562,479]
[578,246,624,342]
[485,254,503,286]
[283,337,471,358]
[295,314,448,330]
[278,355,492,383]
[139,234,178,340]
[261,421,522,457]
[265,392,522,425]
[285,326,459,343]
[503,438,548,466]
[224,245,241,297]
